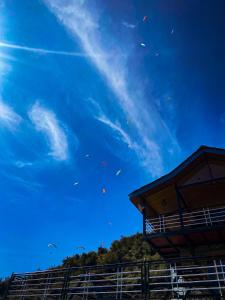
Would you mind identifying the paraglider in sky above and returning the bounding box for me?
[115,169,122,176]
[75,246,85,250]
[101,187,107,194]
[140,43,146,48]
[101,161,108,167]
[143,16,148,22]
[48,243,57,248]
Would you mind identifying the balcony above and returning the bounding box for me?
[145,205,225,235]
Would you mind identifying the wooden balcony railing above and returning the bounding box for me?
[145,206,225,235]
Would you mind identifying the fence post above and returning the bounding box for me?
[142,260,149,300]
[3,273,14,300]
[61,267,71,300]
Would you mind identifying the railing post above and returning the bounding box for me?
[175,185,184,230]
[220,259,225,284]
[207,207,213,226]
[143,207,147,236]
[203,207,208,226]
[159,215,162,232]
[3,272,14,300]
[142,260,149,300]
[61,267,71,300]
[214,260,222,297]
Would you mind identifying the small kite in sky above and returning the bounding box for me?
[108,221,113,226]
[73,181,79,186]
[48,243,57,248]
[102,187,107,194]
[140,43,146,48]
[143,16,148,22]
[85,154,90,158]
[115,169,122,176]
[171,29,174,35]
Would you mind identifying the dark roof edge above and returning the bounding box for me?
[129,145,225,199]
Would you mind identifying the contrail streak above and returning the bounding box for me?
[0,41,104,57]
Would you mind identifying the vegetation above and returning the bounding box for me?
[62,233,159,268]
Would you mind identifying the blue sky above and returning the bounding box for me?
[1,0,225,277]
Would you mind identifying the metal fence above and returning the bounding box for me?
[5,258,225,299]
[145,205,225,234]
[5,262,143,299]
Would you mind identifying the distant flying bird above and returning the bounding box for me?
[140,43,146,48]
[115,169,122,176]
[48,243,57,249]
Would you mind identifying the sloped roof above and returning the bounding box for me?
[129,145,225,200]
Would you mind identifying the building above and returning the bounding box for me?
[129,145,225,259]
[4,146,225,299]
[129,145,225,298]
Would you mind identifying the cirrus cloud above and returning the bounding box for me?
[0,100,22,131]
[28,102,69,161]
[44,0,180,177]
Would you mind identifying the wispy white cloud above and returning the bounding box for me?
[122,21,137,29]
[1,169,43,192]
[15,160,34,168]
[0,41,109,58]
[96,114,134,149]
[28,102,69,161]
[96,114,163,176]
[0,100,21,131]
[44,0,180,176]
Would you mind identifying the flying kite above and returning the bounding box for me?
[140,43,146,48]
[85,154,90,158]
[73,181,79,186]
[171,29,174,35]
[48,243,57,249]
[143,16,148,22]
[115,169,122,176]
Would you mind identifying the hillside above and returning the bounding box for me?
[61,233,159,268]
